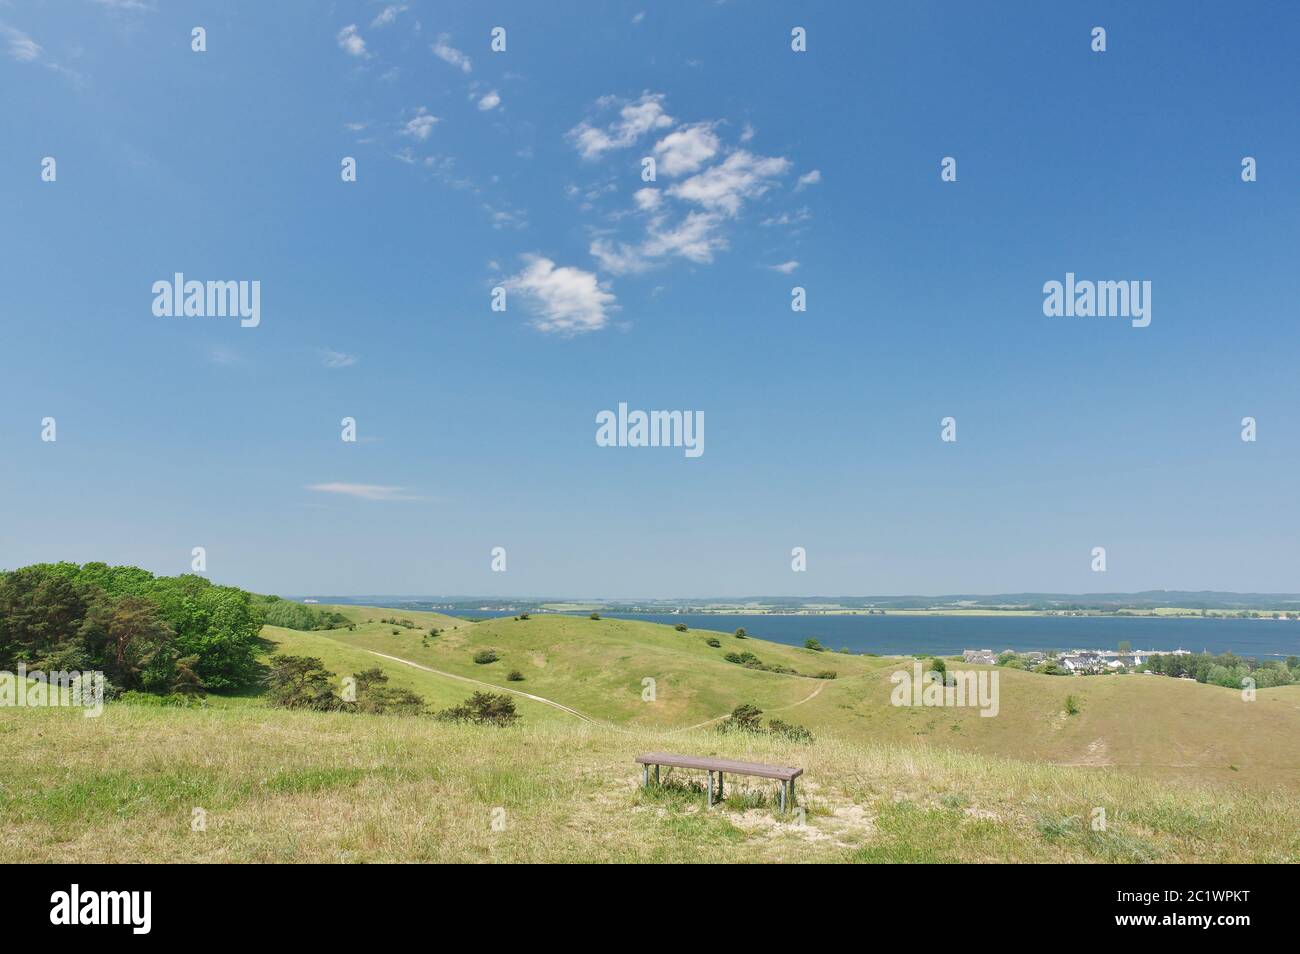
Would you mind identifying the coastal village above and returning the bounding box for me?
[962,647,1195,675]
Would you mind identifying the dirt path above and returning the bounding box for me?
[371,649,831,736]
[367,650,606,726]
[675,679,829,733]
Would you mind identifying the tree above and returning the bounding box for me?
[264,655,342,711]
[78,595,177,692]
[0,565,96,667]
[171,655,206,697]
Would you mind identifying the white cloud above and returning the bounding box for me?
[652,123,719,177]
[632,11,646,25]
[1,24,42,62]
[432,34,471,73]
[307,483,422,502]
[504,255,617,334]
[739,122,755,143]
[337,24,368,58]
[477,90,501,111]
[402,107,438,140]
[321,350,358,369]
[795,169,822,191]
[767,260,800,274]
[633,187,661,211]
[761,206,812,227]
[668,150,790,216]
[371,4,407,27]
[591,211,727,274]
[568,92,673,160]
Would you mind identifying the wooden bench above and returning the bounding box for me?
[636,752,803,812]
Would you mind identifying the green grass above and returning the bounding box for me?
[292,608,1300,792]
[3,702,1297,863]
[5,604,1300,862]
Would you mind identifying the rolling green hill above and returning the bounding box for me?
[4,602,1298,863]
[298,606,1300,791]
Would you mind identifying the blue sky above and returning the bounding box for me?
[3,1,1298,598]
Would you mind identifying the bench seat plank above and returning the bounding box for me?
[636,752,803,781]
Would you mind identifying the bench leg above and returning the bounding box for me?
[779,781,786,813]
[788,778,796,809]
[643,765,648,787]
[717,771,724,801]
[655,765,660,786]
[707,771,714,807]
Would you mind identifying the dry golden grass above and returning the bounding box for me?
[2,702,1296,863]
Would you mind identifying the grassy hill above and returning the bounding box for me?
[3,603,1298,863]
[302,607,1300,791]
[3,703,1297,863]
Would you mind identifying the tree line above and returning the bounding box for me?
[0,562,263,696]
[1145,651,1300,689]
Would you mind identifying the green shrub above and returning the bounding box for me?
[804,637,825,651]
[589,612,601,620]
[717,703,765,734]
[1065,694,1080,715]
[768,718,814,743]
[674,623,688,632]
[473,649,500,665]
[507,669,524,682]
[435,691,519,726]
[705,638,721,648]
[734,628,747,639]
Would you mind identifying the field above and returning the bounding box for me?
[3,605,1298,863]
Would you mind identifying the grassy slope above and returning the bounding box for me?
[304,608,1300,792]
[3,703,1296,863]
[259,625,564,723]
[4,604,1297,863]
[316,609,890,728]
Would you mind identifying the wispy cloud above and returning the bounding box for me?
[371,4,408,28]
[571,94,799,279]
[591,210,727,274]
[320,350,358,369]
[402,107,438,140]
[306,483,423,502]
[503,255,617,334]
[477,90,501,111]
[432,34,471,73]
[767,260,800,274]
[1,24,42,62]
[795,169,822,191]
[568,92,673,160]
[207,346,246,367]
[668,150,790,215]
[337,24,368,58]
[89,0,156,10]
